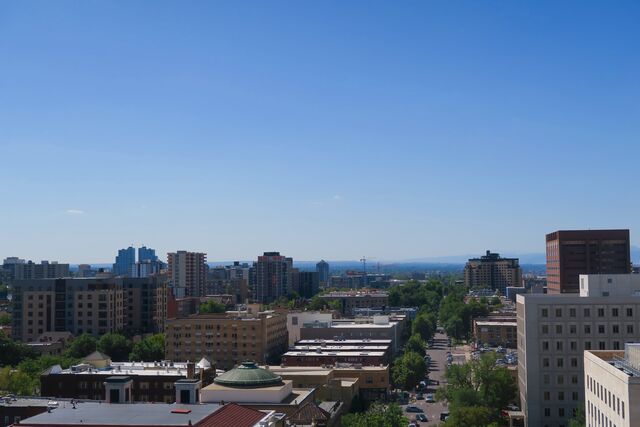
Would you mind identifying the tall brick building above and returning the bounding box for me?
[546,229,631,294]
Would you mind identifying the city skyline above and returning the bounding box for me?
[2,1,640,262]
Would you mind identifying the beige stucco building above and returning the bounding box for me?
[165,309,288,370]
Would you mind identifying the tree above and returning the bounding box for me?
[97,333,132,362]
[342,403,408,427]
[412,312,436,342]
[568,408,586,427]
[438,352,517,425]
[129,334,164,362]
[0,314,11,326]
[199,300,226,314]
[405,334,426,357]
[0,334,37,367]
[64,334,97,359]
[392,351,426,390]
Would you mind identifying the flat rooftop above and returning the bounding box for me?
[296,339,392,345]
[475,321,517,327]
[265,365,388,373]
[290,345,389,352]
[18,402,221,426]
[284,351,386,357]
[48,361,217,377]
[320,292,388,298]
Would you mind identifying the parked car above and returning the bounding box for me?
[440,411,450,421]
[416,393,424,400]
[425,393,436,403]
[416,414,428,422]
[406,406,424,413]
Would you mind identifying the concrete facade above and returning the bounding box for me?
[517,274,640,427]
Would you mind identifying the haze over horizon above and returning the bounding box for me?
[2,1,639,263]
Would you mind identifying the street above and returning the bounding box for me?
[400,331,466,426]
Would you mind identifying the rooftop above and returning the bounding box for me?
[17,402,221,426]
[474,321,517,327]
[213,361,283,388]
[296,339,392,345]
[44,360,216,377]
[284,350,386,357]
[320,291,388,298]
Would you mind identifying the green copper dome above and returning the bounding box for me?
[213,361,283,388]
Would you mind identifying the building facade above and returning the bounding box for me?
[584,347,640,427]
[254,252,293,304]
[473,317,517,348]
[464,250,522,294]
[165,309,288,370]
[113,247,136,277]
[319,291,389,316]
[546,229,631,294]
[316,260,330,287]
[167,251,207,298]
[517,274,640,427]
[12,277,167,342]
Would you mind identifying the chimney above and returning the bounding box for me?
[186,361,195,379]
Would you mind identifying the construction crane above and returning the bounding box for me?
[359,256,376,289]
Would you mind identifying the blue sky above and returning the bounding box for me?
[1,1,639,263]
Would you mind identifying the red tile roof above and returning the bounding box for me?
[198,403,266,427]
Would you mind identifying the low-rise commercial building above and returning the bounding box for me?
[584,345,640,427]
[282,350,386,367]
[319,291,388,316]
[16,401,277,427]
[165,309,288,370]
[299,315,402,354]
[40,356,216,403]
[266,363,390,402]
[286,312,333,345]
[473,317,517,348]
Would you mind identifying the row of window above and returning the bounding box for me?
[541,307,634,318]
[587,374,625,420]
[541,324,636,335]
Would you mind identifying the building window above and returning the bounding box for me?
[544,408,551,417]
[571,357,578,367]
[557,358,564,368]
[627,308,633,317]
[599,341,606,350]
[543,358,550,368]
[613,325,620,334]
[598,325,605,334]
[584,308,590,317]
[558,408,565,417]
[555,308,562,317]
[558,391,564,401]
[571,375,578,385]
[556,341,563,351]
[543,341,549,351]
[569,325,577,334]
[614,341,620,350]
[585,341,592,350]
[541,308,549,317]
[612,308,619,317]
[570,341,577,351]
[542,325,549,334]
[584,325,591,334]
[556,325,563,334]
[544,391,550,400]
[569,308,576,317]
[628,325,634,334]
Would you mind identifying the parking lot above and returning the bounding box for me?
[400,331,466,425]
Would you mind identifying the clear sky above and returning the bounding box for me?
[1,1,639,264]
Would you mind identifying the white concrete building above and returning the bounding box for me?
[286,311,332,345]
[517,274,640,427]
[584,345,640,427]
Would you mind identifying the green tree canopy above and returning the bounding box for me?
[199,300,227,314]
[392,350,427,390]
[0,314,11,326]
[412,312,437,341]
[437,352,517,426]
[129,334,164,362]
[0,334,37,367]
[64,334,98,359]
[405,334,426,357]
[342,403,408,427]
[97,333,132,362]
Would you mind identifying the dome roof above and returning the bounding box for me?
[213,361,283,388]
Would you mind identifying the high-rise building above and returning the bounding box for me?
[517,274,640,427]
[546,229,631,294]
[113,247,136,277]
[167,251,207,298]
[316,260,330,287]
[297,271,320,299]
[12,276,168,342]
[10,260,70,281]
[130,260,163,278]
[464,250,522,294]
[254,252,293,303]
[138,246,158,262]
